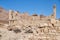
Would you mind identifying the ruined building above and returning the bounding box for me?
[0,5,60,40]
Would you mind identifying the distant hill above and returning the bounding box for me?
[0,7,9,23]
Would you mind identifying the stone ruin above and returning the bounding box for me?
[0,5,60,40]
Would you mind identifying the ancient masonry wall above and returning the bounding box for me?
[7,5,60,40]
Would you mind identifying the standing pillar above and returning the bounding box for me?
[53,4,56,19]
[9,10,14,27]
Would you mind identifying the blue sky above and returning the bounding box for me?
[0,0,60,18]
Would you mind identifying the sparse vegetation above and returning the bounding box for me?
[13,28,21,33]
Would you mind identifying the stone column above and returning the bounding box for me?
[9,10,13,26]
[9,10,14,27]
[53,4,56,19]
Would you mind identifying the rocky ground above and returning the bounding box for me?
[0,25,60,40]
